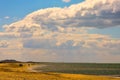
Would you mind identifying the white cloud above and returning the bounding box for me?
[0,40,9,48]
[3,0,120,33]
[62,0,71,3]
[4,16,10,19]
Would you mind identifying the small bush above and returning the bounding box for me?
[19,64,23,67]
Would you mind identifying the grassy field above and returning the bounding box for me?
[34,63,120,75]
[0,63,120,80]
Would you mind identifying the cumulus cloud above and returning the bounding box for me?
[3,0,120,33]
[21,32,120,50]
[0,40,9,48]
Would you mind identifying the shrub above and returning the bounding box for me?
[19,64,23,67]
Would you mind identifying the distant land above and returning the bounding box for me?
[0,59,21,63]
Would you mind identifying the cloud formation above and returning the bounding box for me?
[4,0,120,33]
[0,40,9,48]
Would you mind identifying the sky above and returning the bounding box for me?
[0,0,120,63]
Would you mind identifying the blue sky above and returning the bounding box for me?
[0,0,120,62]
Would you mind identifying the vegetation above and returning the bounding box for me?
[0,63,119,80]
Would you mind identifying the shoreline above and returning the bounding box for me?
[28,64,47,72]
[28,65,120,78]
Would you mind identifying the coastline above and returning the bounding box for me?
[28,64,120,78]
[28,64,47,72]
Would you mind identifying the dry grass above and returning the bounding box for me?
[0,63,119,80]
